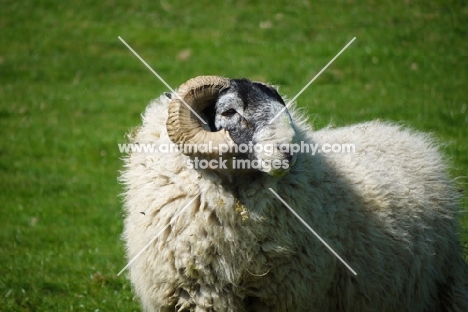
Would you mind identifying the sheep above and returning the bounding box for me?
[120,75,468,311]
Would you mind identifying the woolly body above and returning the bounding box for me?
[121,94,468,311]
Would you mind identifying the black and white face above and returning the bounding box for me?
[210,79,297,176]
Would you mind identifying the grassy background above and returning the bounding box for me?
[1,0,467,310]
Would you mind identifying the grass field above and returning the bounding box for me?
[1,0,467,310]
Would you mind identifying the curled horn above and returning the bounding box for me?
[166,76,236,158]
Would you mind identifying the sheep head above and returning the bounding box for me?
[166,76,297,177]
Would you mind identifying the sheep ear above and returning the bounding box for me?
[252,81,286,106]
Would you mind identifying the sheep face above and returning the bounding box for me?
[212,79,297,176]
[166,76,297,177]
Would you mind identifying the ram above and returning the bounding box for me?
[120,76,468,311]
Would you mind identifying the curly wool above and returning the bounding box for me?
[121,94,468,311]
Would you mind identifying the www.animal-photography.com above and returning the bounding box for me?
[1,1,467,311]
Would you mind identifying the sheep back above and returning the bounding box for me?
[121,95,468,311]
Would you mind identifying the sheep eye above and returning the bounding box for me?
[221,109,237,117]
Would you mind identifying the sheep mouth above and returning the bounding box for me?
[254,151,297,177]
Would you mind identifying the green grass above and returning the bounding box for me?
[1,0,467,310]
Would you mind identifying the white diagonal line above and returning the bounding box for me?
[118,36,207,125]
[268,188,357,276]
[288,37,356,105]
[268,37,356,125]
[117,190,202,276]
